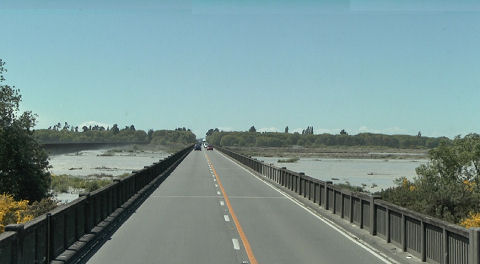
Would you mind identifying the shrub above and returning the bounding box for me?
[381,134,480,224]
[0,194,33,232]
[460,212,480,228]
[27,197,58,218]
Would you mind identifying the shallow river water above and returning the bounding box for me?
[49,148,169,203]
[49,149,427,202]
[49,148,169,177]
[254,157,428,192]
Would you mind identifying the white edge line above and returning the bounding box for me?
[216,150,398,264]
[232,238,240,250]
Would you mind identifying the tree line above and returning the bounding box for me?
[206,129,447,149]
[35,124,196,145]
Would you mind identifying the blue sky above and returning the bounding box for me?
[0,0,479,138]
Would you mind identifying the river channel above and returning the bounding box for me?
[49,148,169,202]
[49,149,428,202]
[254,156,428,193]
[49,148,169,177]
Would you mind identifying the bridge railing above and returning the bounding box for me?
[216,146,480,264]
[0,144,193,264]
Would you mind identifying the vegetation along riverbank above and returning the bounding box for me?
[0,59,197,233]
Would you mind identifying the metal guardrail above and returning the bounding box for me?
[0,144,193,264]
[216,146,480,264]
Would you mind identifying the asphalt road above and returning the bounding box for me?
[87,149,387,264]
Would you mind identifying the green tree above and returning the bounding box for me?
[111,124,120,134]
[0,60,51,201]
[220,135,239,146]
[249,126,256,133]
[382,134,480,223]
[206,128,215,137]
[284,126,289,133]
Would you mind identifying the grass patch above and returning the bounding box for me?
[277,157,300,163]
[51,174,112,193]
[335,181,367,193]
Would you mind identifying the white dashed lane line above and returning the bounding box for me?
[220,201,225,206]
[217,150,397,264]
[232,239,241,250]
[224,215,231,222]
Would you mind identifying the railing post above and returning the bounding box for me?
[401,214,407,252]
[469,228,480,264]
[271,165,274,180]
[299,173,305,197]
[281,167,287,187]
[442,228,448,264]
[324,181,332,210]
[113,179,121,208]
[316,183,321,205]
[308,181,315,202]
[341,193,345,218]
[421,221,426,262]
[349,195,354,223]
[5,224,24,264]
[295,175,298,193]
[370,195,380,235]
[386,208,391,243]
[333,190,337,214]
[46,212,52,263]
[79,193,91,232]
[360,198,364,229]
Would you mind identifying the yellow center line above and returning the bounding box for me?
[205,152,258,264]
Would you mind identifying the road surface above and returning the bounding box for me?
[87,149,386,264]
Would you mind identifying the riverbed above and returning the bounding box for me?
[254,156,428,193]
[49,148,169,202]
[49,148,169,177]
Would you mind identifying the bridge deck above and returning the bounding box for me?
[87,150,385,264]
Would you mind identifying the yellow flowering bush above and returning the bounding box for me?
[0,194,34,233]
[402,177,409,188]
[460,212,480,228]
[463,180,476,192]
[401,177,416,191]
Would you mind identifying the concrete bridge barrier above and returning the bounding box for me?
[216,146,479,264]
[0,144,193,264]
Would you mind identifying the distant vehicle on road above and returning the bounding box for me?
[194,144,202,151]
[206,145,213,151]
